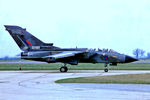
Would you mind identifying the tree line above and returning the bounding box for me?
[133,48,150,59]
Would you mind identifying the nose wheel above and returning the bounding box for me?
[60,64,68,72]
[104,63,109,72]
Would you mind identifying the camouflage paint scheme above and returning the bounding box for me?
[4,25,137,72]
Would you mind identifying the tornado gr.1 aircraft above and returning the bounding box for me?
[4,25,138,72]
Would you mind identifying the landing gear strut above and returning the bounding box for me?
[60,63,68,72]
[104,63,109,72]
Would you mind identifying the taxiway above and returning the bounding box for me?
[0,70,150,100]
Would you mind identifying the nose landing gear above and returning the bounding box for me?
[60,63,68,72]
[104,63,109,72]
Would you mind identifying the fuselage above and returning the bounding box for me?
[21,48,131,65]
[4,25,138,72]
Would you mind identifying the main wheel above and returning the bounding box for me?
[60,67,68,72]
[104,68,108,72]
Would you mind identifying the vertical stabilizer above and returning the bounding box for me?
[4,25,45,51]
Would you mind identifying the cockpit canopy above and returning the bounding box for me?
[88,48,119,53]
[98,49,118,53]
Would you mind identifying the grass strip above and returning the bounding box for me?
[55,73,150,84]
[0,63,150,70]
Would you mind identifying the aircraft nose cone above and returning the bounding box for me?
[125,55,138,63]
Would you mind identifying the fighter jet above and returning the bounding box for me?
[4,25,138,72]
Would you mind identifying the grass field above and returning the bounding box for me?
[55,73,150,84]
[0,62,150,70]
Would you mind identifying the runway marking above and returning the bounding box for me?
[18,73,49,90]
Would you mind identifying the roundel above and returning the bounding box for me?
[104,56,108,61]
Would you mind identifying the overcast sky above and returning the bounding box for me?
[0,0,150,57]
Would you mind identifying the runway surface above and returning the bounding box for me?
[0,70,150,100]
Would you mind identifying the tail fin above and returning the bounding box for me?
[4,25,53,51]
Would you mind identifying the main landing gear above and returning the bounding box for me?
[104,63,109,72]
[60,64,68,72]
